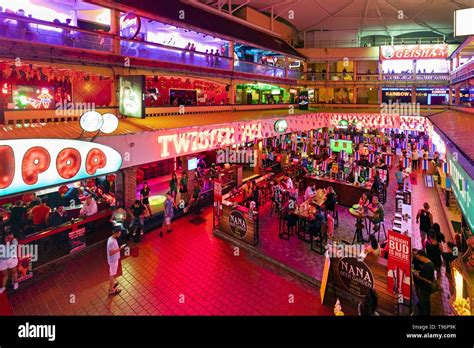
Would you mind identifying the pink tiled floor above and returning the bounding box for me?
[9,207,332,316]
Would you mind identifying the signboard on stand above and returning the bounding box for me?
[387,230,411,300]
[68,227,87,254]
[213,180,222,227]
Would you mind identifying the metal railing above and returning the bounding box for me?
[0,13,303,81]
[0,13,114,52]
[234,60,286,78]
[356,74,379,81]
[120,38,232,70]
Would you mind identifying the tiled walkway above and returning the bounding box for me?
[8,207,332,316]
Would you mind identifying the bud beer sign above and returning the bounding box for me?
[337,257,374,297]
[228,210,247,239]
[380,44,448,60]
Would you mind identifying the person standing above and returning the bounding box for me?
[412,147,419,170]
[0,229,19,294]
[140,182,152,218]
[129,200,145,237]
[358,288,379,316]
[169,173,178,202]
[161,192,178,237]
[395,166,405,190]
[425,229,442,281]
[179,172,189,202]
[416,202,433,246]
[413,250,435,315]
[30,199,51,231]
[107,228,125,295]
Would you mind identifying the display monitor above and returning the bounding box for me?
[330,139,353,154]
[188,157,198,170]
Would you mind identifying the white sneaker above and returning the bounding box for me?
[0,287,5,294]
[13,283,19,290]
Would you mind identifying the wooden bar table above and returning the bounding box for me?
[304,175,372,207]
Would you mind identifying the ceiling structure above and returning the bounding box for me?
[190,0,473,38]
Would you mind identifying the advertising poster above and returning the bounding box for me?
[119,75,145,118]
[16,255,33,283]
[387,230,411,300]
[213,180,222,227]
[68,227,87,254]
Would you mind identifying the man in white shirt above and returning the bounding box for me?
[304,184,316,201]
[80,196,98,217]
[107,228,125,295]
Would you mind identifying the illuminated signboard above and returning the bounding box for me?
[380,44,448,60]
[454,8,474,37]
[157,124,264,160]
[119,75,145,118]
[330,139,353,154]
[120,12,141,39]
[0,139,122,198]
[448,152,474,231]
[274,119,288,133]
[13,86,54,109]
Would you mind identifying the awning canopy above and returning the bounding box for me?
[429,110,474,164]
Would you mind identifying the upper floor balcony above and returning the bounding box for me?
[299,71,450,84]
[0,12,299,82]
[450,58,474,85]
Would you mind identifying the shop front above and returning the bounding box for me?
[0,138,122,279]
[235,83,288,105]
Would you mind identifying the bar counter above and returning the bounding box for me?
[304,175,372,207]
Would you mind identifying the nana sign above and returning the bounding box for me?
[337,257,374,297]
[229,210,247,239]
[380,44,448,60]
[0,139,122,198]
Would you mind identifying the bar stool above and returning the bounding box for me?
[373,219,387,242]
[142,165,152,180]
[326,203,339,227]
[150,162,159,177]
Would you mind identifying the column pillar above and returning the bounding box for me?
[302,61,308,81]
[285,56,289,78]
[353,61,357,81]
[326,61,330,81]
[448,87,453,105]
[228,41,235,71]
[120,166,138,209]
[253,140,262,174]
[227,80,236,105]
[378,86,382,105]
[352,87,358,104]
[110,8,121,55]
[455,88,461,105]
[411,86,417,105]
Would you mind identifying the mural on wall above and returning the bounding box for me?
[145,76,227,106]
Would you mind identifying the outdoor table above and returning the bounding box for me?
[348,207,374,243]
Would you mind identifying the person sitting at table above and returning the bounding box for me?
[304,183,316,201]
[48,206,67,227]
[270,181,282,216]
[30,199,51,231]
[285,175,294,191]
[364,234,381,257]
[79,196,98,217]
[323,186,337,212]
[368,196,384,231]
[110,203,128,245]
[309,204,325,239]
[9,200,27,234]
[358,193,370,209]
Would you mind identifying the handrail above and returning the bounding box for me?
[0,12,115,38]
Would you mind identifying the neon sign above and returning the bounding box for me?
[13,86,54,109]
[0,139,122,198]
[120,12,141,40]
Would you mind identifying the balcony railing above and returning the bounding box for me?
[120,38,232,70]
[287,69,303,80]
[0,13,114,52]
[356,74,379,81]
[234,60,286,78]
